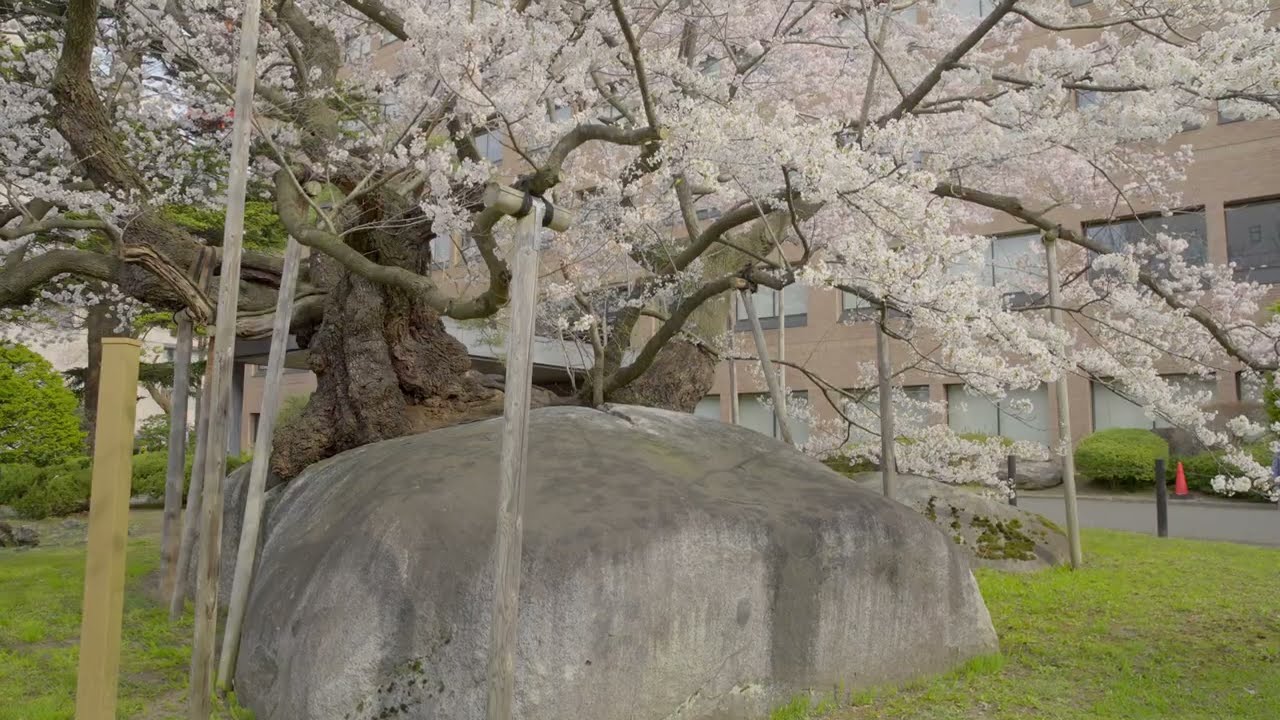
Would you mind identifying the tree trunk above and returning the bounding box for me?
[270,268,502,482]
[605,339,716,412]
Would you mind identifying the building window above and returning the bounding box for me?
[1236,371,1266,406]
[1075,89,1103,111]
[163,345,176,363]
[249,413,261,445]
[1217,100,1246,124]
[344,33,372,62]
[1085,210,1208,278]
[475,131,505,164]
[734,285,808,330]
[1090,374,1216,431]
[694,396,721,421]
[1226,198,1280,284]
[740,391,809,445]
[947,383,1052,445]
[943,0,996,17]
[950,231,1046,307]
[430,235,454,269]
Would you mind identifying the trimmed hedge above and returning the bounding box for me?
[0,451,252,519]
[1175,442,1272,494]
[1075,428,1169,490]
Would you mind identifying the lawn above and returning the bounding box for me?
[0,511,191,720]
[825,530,1280,720]
[1,520,1277,720]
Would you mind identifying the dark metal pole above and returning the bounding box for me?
[1155,458,1168,538]
[1007,454,1017,506]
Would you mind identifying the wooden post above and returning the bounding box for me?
[740,288,794,446]
[187,0,265,714]
[170,353,212,620]
[160,313,195,601]
[74,337,142,720]
[777,284,786,396]
[217,238,304,690]
[875,316,897,499]
[481,184,572,720]
[1044,232,1084,569]
[727,293,740,424]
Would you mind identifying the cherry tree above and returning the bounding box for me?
[1,0,1278,496]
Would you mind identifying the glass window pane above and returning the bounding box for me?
[781,284,807,316]
[1086,211,1208,280]
[475,132,505,164]
[739,394,775,437]
[430,235,453,269]
[1226,199,1280,283]
[997,384,1051,445]
[752,288,777,320]
[946,385,1000,436]
[695,396,721,420]
[991,232,1046,295]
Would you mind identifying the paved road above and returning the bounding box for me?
[1017,495,1280,547]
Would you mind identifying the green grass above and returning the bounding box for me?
[3,522,1277,720]
[0,512,191,719]
[827,529,1280,720]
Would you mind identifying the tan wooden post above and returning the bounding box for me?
[481,184,571,720]
[187,0,265,713]
[170,352,212,620]
[740,288,794,445]
[727,293,740,424]
[160,311,195,600]
[1043,230,1084,568]
[216,237,305,689]
[74,338,142,720]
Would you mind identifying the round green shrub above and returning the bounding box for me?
[10,461,91,519]
[131,452,170,498]
[1074,428,1169,490]
[0,464,43,505]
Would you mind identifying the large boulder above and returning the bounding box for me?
[852,473,1068,572]
[997,458,1063,490]
[183,462,285,607]
[235,406,997,720]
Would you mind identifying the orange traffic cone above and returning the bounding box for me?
[1175,461,1189,497]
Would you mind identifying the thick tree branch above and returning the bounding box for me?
[0,248,120,306]
[275,169,506,319]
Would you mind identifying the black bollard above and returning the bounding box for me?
[1155,458,1168,538]
[1007,454,1017,506]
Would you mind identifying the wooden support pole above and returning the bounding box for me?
[217,238,304,690]
[740,289,794,446]
[1044,232,1084,569]
[170,353,212,620]
[160,313,195,601]
[187,0,265,714]
[875,315,897,499]
[727,293,740,424]
[74,337,142,720]
[484,200,545,720]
